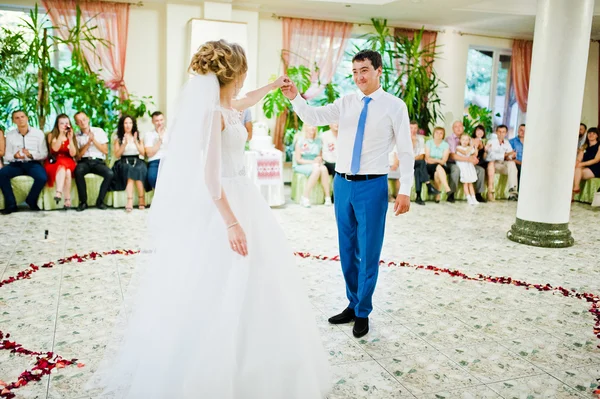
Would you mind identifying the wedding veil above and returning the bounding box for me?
[89,73,225,397]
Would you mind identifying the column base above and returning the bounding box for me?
[507,218,574,248]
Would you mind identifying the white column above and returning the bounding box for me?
[508,0,595,247]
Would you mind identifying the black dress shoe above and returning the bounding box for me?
[475,193,487,203]
[96,203,108,210]
[328,308,356,324]
[447,193,455,203]
[1,206,18,215]
[427,184,440,195]
[353,317,369,338]
[27,203,41,211]
[415,197,425,205]
[77,203,88,212]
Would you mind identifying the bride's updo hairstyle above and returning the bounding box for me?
[189,40,248,87]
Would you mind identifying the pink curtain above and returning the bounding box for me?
[42,0,130,98]
[273,17,352,151]
[511,39,533,113]
[282,17,352,99]
[394,28,438,76]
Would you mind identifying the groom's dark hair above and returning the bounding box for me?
[352,50,382,70]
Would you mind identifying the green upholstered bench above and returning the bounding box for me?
[389,174,510,201]
[0,176,43,210]
[575,178,600,204]
[291,172,332,205]
[0,172,154,210]
[40,174,113,210]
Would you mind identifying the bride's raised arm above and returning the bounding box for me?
[232,76,289,111]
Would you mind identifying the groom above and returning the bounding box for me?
[282,50,414,338]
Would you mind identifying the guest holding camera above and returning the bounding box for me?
[74,111,113,211]
[44,114,78,208]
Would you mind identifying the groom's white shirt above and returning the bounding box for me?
[291,87,414,196]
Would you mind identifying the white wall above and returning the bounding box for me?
[124,3,165,133]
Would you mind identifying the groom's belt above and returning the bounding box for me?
[337,172,386,181]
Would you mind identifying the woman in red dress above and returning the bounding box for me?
[44,114,78,208]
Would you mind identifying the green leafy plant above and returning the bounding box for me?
[262,64,325,161]
[0,3,153,134]
[462,103,500,136]
[358,18,398,93]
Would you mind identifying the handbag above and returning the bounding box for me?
[592,191,600,207]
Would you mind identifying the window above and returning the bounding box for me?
[465,47,525,138]
[0,7,70,69]
[0,7,73,129]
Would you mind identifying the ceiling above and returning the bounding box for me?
[223,0,600,40]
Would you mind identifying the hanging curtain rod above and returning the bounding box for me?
[457,30,600,43]
[270,13,444,33]
[456,31,529,41]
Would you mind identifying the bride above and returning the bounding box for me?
[94,40,331,398]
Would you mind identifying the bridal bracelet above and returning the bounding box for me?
[227,222,239,229]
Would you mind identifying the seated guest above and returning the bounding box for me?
[411,120,438,205]
[485,124,519,201]
[509,124,525,184]
[425,126,451,203]
[293,124,331,207]
[111,115,147,212]
[472,124,488,171]
[144,111,167,189]
[448,121,486,203]
[321,123,338,203]
[74,111,113,211]
[388,150,400,201]
[578,123,587,150]
[573,127,600,195]
[242,108,253,140]
[321,123,338,176]
[0,127,5,168]
[0,110,47,214]
[44,114,78,209]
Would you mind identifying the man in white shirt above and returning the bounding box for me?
[74,111,114,211]
[0,110,48,214]
[282,49,414,338]
[144,111,167,189]
[485,124,519,201]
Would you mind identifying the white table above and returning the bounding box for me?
[244,149,285,207]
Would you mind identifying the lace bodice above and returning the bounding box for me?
[220,107,248,178]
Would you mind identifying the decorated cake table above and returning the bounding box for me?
[243,123,285,207]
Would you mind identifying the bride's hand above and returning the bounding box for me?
[272,75,290,89]
[228,224,248,256]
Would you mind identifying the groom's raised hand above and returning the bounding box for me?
[394,194,410,216]
[281,78,298,100]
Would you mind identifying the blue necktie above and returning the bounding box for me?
[350,96,372,174]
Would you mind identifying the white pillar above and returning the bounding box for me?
[508,0,595,247]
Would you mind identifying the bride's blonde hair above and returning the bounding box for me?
[189,40,248,87]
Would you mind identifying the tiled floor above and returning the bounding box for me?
[1,198,600,398]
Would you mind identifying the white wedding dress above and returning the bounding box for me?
[92,74,330,398]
